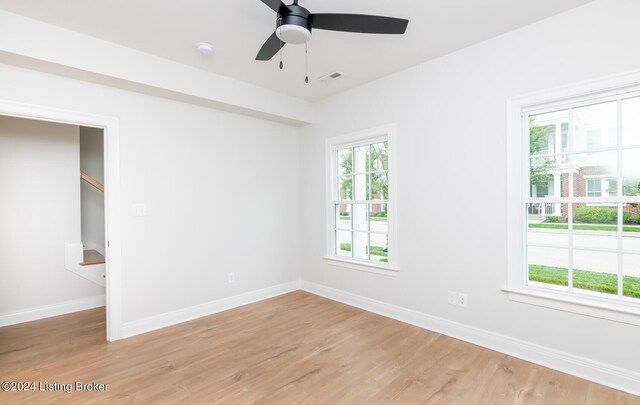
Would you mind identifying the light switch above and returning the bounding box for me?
[131,203,147,217]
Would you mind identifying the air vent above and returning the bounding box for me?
[319,71,345,82]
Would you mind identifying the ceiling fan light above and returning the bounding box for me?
[276,24,312,44]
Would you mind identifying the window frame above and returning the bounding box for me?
[324,125,398,276]
[507,70,640,325]
[586,178,603,198]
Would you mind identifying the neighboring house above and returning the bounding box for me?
[528,107,635,219]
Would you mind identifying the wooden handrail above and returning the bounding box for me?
[80,171,104,192]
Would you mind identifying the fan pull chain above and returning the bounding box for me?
[305,42,309,84]
[279,26,283,69]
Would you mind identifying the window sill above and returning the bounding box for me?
[323,257,399,277]
[502,286,640,326]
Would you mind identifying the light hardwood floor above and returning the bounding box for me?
[0,291,637,404]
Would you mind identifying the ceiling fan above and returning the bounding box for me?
[255,0,409,61]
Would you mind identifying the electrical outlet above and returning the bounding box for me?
[227,272,235,284]
[458,292,468,307]
[447,290,458,305]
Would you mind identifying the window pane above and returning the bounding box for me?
[622,97,640,147]
[529,156,563,198]
[337,148,352,175]
[371,173,388,201]
[369,204,388,236]
[586,129,603,151]
[527,203,569,247]
[572,203,619,250]
[529,110,568,155]
[621,148,640,197]
[370,142,388,171]
[623,203,640,251]
[336,204,351,230]
[573,203,618,230]
[369,203,387,223]
[561,123,569,154]
[353,145,369,174]
[527,246,569,291]
[353,231,369,260]
[352,204,368,231]
[623,254,640,299]
[370,234,388,264]
[573,250,618,297]
[336,231,352,257]
[585,179,602,197]
[573,101,617,153]
[354,174,368,200]
[338,176,352,200]
[573,151,617,198]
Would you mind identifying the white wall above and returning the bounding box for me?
[0,64,302,324]
[301,0,640,374]
[0,116,104,314]
[79,126,105,253]
[0,9,314,126]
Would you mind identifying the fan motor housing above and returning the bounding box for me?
[276,4,312,44]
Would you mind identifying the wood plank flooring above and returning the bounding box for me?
[0,291,637,404]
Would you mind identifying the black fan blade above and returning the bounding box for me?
[310,14,408,34]
[260,0,290,14]
[256,31,285,61]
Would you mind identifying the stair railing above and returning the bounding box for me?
[80,171,104,192]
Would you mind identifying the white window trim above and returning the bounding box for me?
[324,124,398,275]
[506,69,640,326]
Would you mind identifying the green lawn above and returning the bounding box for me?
[529,223,640,232]
[339,216,387,222]
[529,264,640,298]
[339,243,387,257]
[370,217,388,222]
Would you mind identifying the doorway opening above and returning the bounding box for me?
[0,101,122,341]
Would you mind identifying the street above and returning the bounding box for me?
[528,229,640,277]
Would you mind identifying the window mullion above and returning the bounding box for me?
[349,231,354,259]
[525,113,531,200]
[617,203,624,300]
[568,107,574,293]
[617,99,623,300]
[335,200,388,204]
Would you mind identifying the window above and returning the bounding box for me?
[508,72,640,324]
[586,178,602,197]
[325,126,396,274]
[586,129,602,151]
[585,177,617,200]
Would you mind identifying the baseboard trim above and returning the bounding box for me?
[121,280,301,338]
[0,295,106,327]
[300,281,640,397]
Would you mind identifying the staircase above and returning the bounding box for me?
[65,242,106,287]
[65,171,106,287]
[80,249,105,266]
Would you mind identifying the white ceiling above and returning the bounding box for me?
[0,0,595,101]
